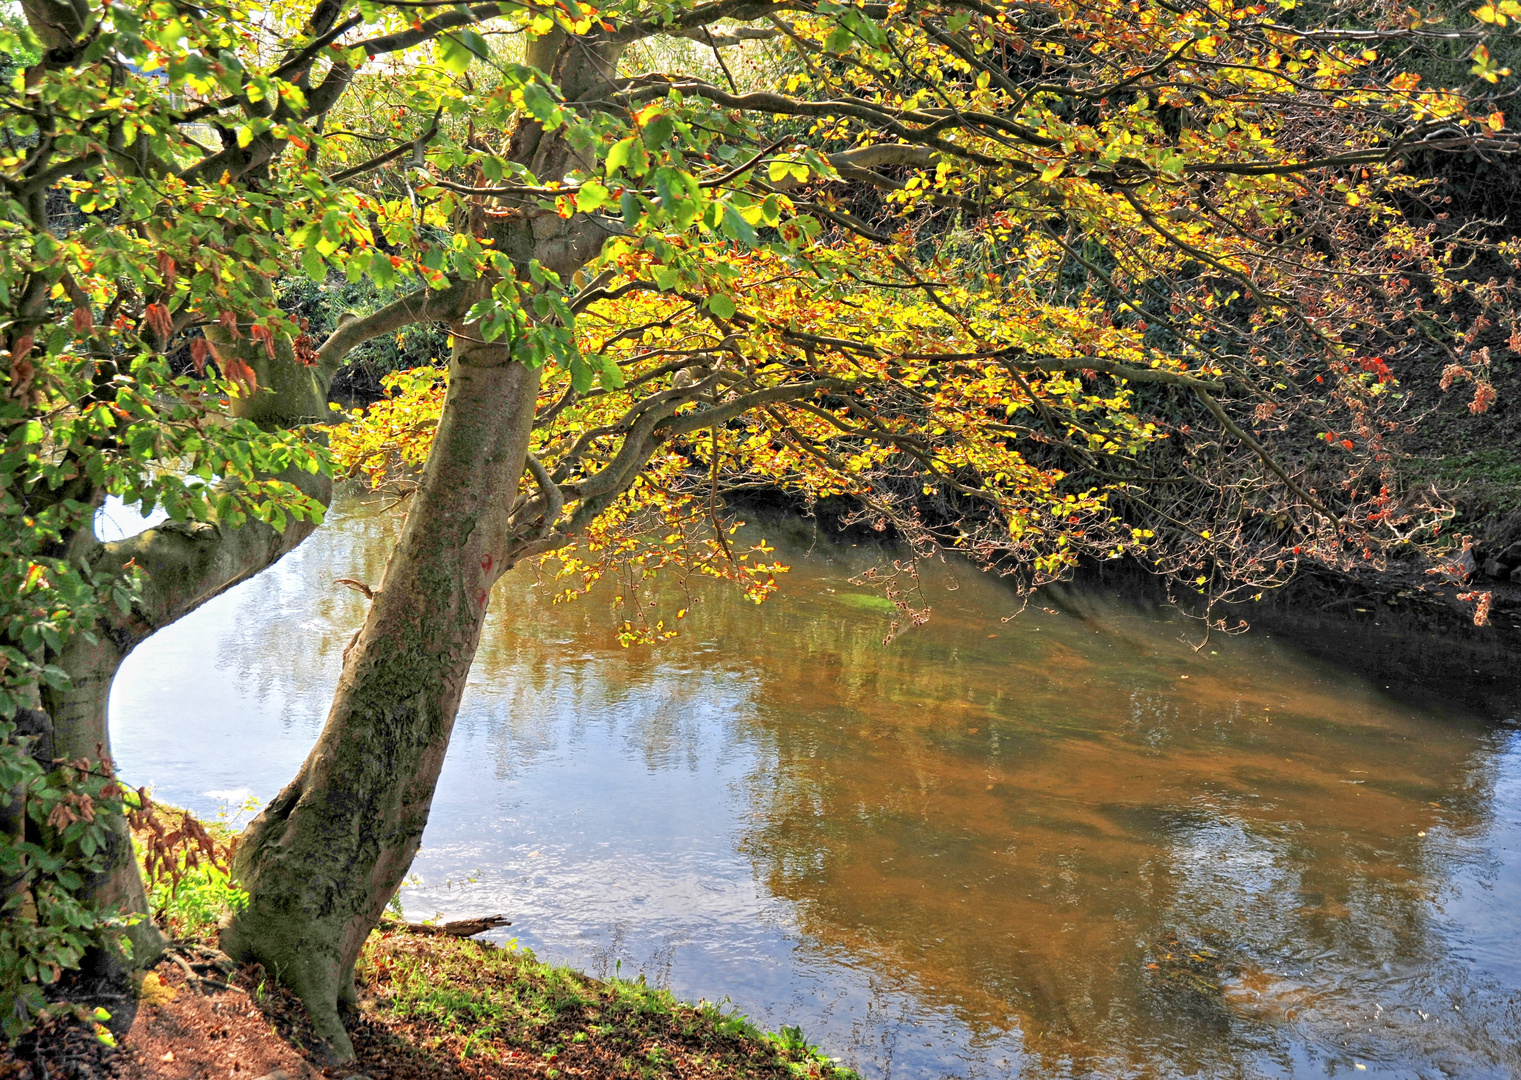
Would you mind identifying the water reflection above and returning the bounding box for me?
[111,493,1521,1078]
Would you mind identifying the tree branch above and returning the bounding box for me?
[94,465,333,644]
[671,25,780,47]
[315,280,476,375]
[1194,389,1330,516]
[608,0,807,45]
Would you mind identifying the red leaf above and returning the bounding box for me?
[223,355,258,393]
[248,323,276,359]
[144,303,173,345]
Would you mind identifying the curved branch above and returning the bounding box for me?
[512,451,565,541]
[671,25,781,47]
[314,280,476,375]
[329,109,441,182]
[1194,389,1330,516]
[608,0,808,45]
[94,464,333,646]
[656,378,855,438]
[1001,355,1225,391]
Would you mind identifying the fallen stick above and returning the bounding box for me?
[377,914,511,938]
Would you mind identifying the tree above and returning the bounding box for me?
[6,0,1516,1058]
[2,0,386,1024]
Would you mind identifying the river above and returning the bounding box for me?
[105,492,1521,1079]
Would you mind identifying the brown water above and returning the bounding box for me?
[108,493,1521,1079]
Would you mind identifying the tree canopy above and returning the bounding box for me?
[4,0,1520,1054]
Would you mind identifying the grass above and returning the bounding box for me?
[144,861,247,940]
[129,807,862,1078]
[1404,447,1521,522]
[356,932,862,1079]
[133,799,251,941]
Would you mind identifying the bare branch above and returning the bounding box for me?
[315,280,476,375]
[671,25,781,47]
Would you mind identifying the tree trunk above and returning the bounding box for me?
[223,332,542,1061]
[44,631,165,967]
[42,309,334,969]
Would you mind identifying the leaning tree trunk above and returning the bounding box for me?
[45,632,165,968]
[222,34,622,1059]
[223,330,543,1060]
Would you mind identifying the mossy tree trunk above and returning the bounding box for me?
[223,38,626,1061]
[224,328,543,1059]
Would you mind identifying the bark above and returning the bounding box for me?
[224,325,543,1061]
[40,229,471,968]
[44,633,163,966]
[41,464,333,971]
[41,307,336,970]
[221,38,628,1061]
[378,914,510,937]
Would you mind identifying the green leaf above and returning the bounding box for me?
[605,136,647,178]
[438,34,475,73]
[575,180,610,214]
[642,113,675,150]
[302,246,325,282]
[370,253,396,289]
[721,204,757,246]
[706,293,737,319]
[457,28,491,62]
[621,189,645,226]
[520,82,560,124]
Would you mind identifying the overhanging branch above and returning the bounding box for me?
[315,280,475,375]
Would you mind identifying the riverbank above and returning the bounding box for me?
[745,499,1521,719]
[8,804,860,1080]
[18,928,859,1079]
[1057,557,1521,719]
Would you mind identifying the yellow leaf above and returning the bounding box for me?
[1489,110,1506,130]
[1040,162,1066,183]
